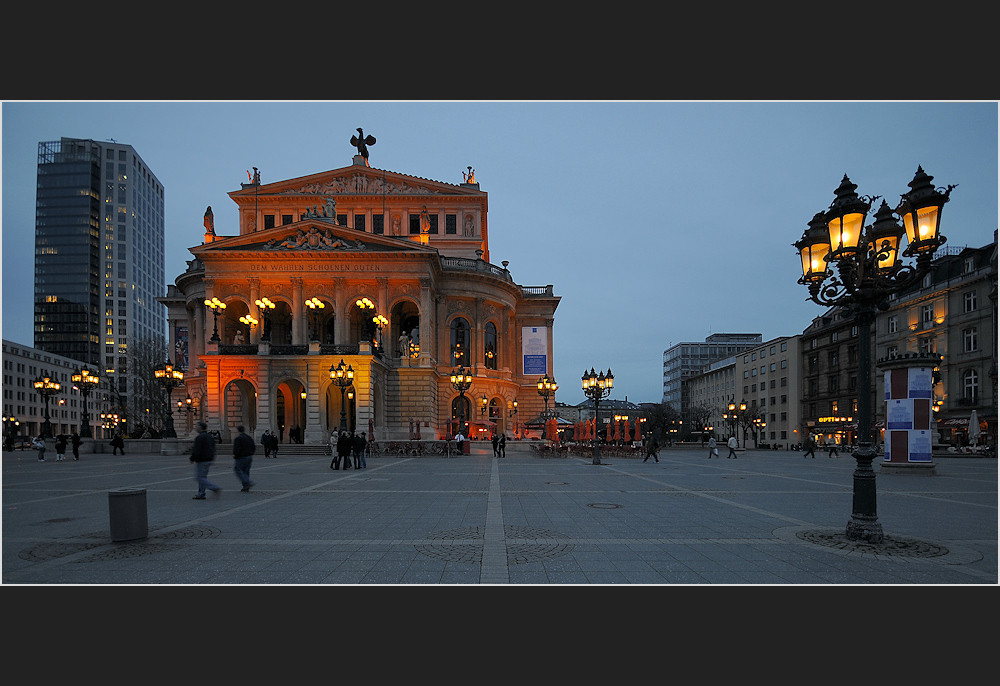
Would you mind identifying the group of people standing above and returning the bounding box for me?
[490,432,507,458]
[260,429,279,458]
[330,429,367,470]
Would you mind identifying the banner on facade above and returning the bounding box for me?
[522,326,547,375]
[175,326,189,369]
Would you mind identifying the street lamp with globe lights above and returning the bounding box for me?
[255,297,276,341]
[33,375,61,438]
[205,297,226,343]
[306,297,325,341]
[154,359,184,438]
[537,374,558,418]
[582,367,613,465]
[329,359,355,432]
[71,366,100,438]
[449,365,473,438]
[795,167,954,544]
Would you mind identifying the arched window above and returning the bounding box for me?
[963,369,979,400]
[451,317,469,366]
[451,394,471,433]
[484,321,498,370]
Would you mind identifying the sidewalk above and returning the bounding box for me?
[2,442,996,584]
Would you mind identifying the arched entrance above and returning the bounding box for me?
[275,378,306,443]
[223,378,257,440]
[392,299,420,358]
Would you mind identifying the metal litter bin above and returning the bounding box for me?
[109,488,148,542]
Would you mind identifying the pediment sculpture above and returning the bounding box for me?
[263,226,366,251]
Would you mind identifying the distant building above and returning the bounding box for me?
[661,333,762,418]
[2,339,102,439]
[33,138,166,415]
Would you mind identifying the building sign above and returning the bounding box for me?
[818,416,853,423]
[522,326,547,375]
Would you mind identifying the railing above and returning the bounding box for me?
[217,343,360,356]
[520,285,554,296]
[440,257,513,281]
[368,440,459,457]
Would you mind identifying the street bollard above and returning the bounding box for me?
[108,488,148,542]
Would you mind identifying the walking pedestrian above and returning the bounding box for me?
[707,436,718,459]
[491,432,499,457]
[110,432,125,455]
[498,433,506,458]
[54,434,67,461]
[232,425,256,492]
[71,431,81,461]
[727,435,738,459]
[33,435,46,462]
[354,431,367,469]
[827,440,839,458]
[261,430,271,458]
[268,431,279,458]
[643,435,659,462]
[803,436,816,459]
[190,421,221,499]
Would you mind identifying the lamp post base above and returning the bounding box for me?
[846,517,884,544]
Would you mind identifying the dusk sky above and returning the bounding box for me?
[2,101,997,406]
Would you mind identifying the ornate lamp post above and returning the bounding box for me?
[33,375,61,438]
[449,365,473,438]
[3,415,20,444]
[372,313,388,354]
[154,359,184,438]
[537,374,558,417]
[255,297,276,341]
[752,416,767,446]
[355,297,376,346]
[71,366,100,438]
[509,399,518,437]
[239,312,258,341]
[795,167,954,543]
[582,367,614,465]
[204,296,226,343]
[330,359,355,432]
[306,297,325,342]
[723,400,747,447]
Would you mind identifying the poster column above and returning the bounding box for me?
[878,352,939,475]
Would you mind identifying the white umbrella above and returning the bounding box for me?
[968,409,980,445]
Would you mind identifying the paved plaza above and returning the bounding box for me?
[2,441,996,585]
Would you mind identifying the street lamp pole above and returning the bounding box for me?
[255,297,275,341]
[537,374,558,418]
[154,359,184,439]
[306,297,325,342]
[33,375,61,439]
[330,359,355,432]
[582,367,614,465]
[450,365,472,439]
[71,366,100,438]
[795,167,954,543]
[204,297,226,343]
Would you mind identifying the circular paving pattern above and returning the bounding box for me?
[778,526,983,563]
[17,525,222,563]
[414,525,574,564]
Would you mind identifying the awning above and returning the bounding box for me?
[938,417,969,426]
[523,415,574,428]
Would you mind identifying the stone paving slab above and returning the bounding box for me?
[2,442,996,585]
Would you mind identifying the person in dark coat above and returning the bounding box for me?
[71,431,81,461]
[190,421,220,499]
[803,436,816,459]
[337,431,353,469]
[232,425,256,492]
[643,436,659,463]
[55,434,68,461]
[354,431,367,469]
[498,433,506,458]
[111,433,125,455]
[491,432,499,457]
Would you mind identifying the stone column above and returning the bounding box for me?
[249,279,261,344]
[878,352,940,475]
[291,277,304,345]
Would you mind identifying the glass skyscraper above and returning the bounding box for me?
[34,137,165,401]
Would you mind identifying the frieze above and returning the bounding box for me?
[244,263,382,272]
[290,174,443,196]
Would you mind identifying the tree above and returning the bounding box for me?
[641,401,680,443]
[124,335,169,437]
[687,403,715,445]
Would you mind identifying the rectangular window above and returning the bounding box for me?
[428,214,438,234]
[964,291,977,313]
[263,214,275,229]
[373,214,384,234]
[337,214,348,226]
[409,214,420,234]
[355,214,366,232]
[446,214,457,234]
[780,342,787,352]
[829,375,839,392]
[922,304,934,322]
[281,214,293,225]
[963,328,978,352]
[888,316,898,333]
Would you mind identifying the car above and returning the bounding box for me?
[5,436,34,450]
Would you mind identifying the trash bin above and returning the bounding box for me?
[109,488,148,542]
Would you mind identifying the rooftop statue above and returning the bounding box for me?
[351,128,376,162]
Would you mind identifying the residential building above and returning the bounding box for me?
[874,238,997,446]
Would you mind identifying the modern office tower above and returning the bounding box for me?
[661,333,762,417]
[34,137,166,405]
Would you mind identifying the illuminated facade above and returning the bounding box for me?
[160,147,560,443]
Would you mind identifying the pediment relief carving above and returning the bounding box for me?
[288,173,446,197]
[261,226,367,251]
